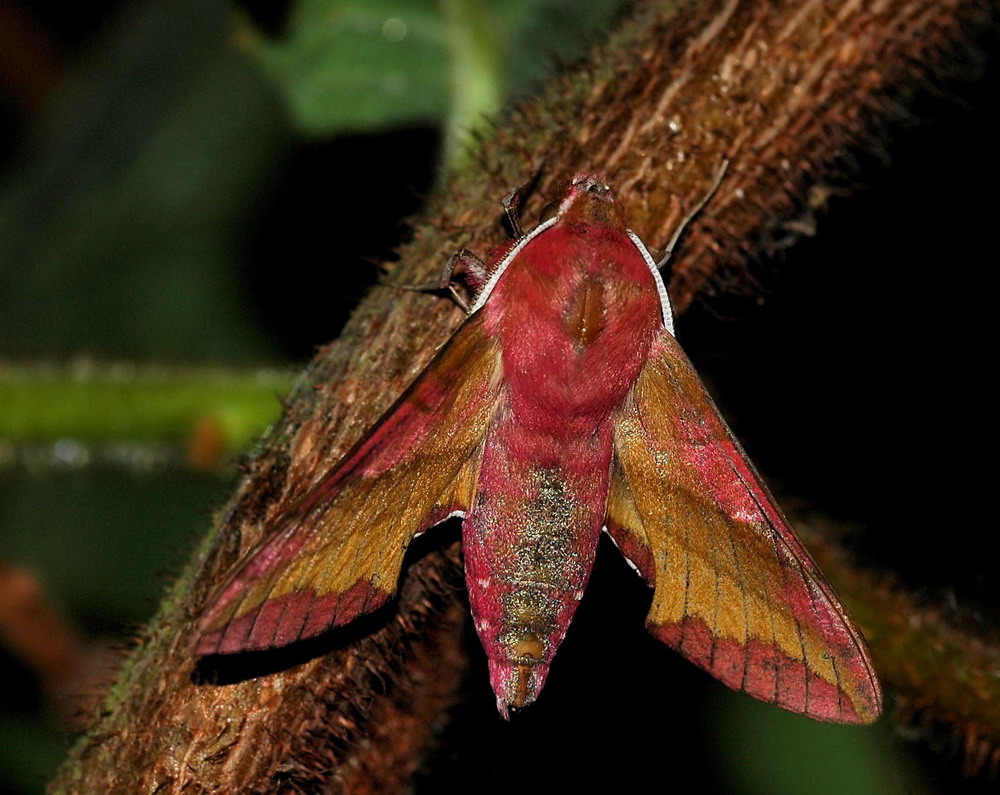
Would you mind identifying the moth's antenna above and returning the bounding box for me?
[656,158,729,271]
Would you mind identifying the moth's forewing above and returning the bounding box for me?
[198,313,501,655]
[607,330,882,724]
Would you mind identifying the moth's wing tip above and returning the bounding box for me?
[647,615,882,724]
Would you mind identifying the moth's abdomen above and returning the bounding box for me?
[462,411,613,714]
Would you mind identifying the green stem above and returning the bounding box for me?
[441,0,504,168]
[0,360,293,457]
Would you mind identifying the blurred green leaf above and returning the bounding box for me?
[250,0,453,131]
[243,0,625,148]
[0,0,292,361]
[709,687,915,795]
[1,471,228,626]
[0,714,64,795]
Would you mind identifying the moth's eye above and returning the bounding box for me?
[539,200,560,223]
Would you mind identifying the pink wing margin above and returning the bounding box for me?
[197,312,501,655]
[606,330,882,723]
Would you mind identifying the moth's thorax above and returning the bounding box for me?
[484,219,661,430]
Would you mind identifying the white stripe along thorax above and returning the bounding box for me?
[467,217,675,336]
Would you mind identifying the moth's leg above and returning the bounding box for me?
[381,248,485,312]
[385,162,545,311]
[656,158,729,270]
[438,248,489,311]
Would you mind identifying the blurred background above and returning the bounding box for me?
[0,1,997,792]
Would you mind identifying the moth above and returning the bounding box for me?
[197,172,882,723]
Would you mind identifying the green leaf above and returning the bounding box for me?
[243,0,626,154]
[249,0,454,132]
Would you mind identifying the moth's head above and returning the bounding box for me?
[541,172,627,229]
